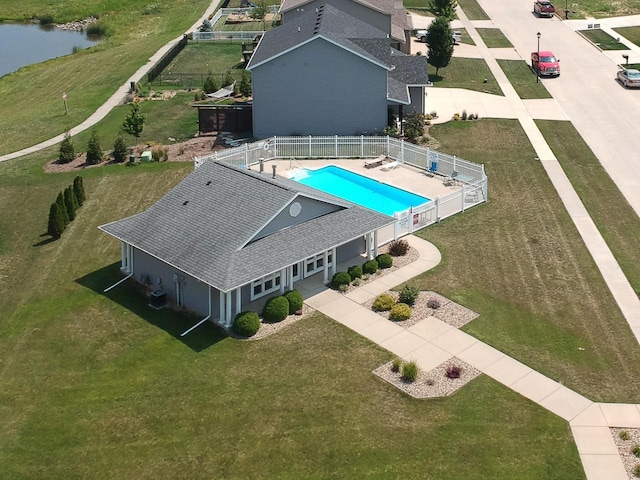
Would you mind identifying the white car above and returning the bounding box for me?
[415,30,462,45]
[617,68,640,88]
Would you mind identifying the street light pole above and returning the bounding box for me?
[536,32,541,83]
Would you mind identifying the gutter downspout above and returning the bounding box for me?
[181,285,212,337]
[103,273,133,293]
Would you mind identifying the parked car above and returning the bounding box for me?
[531,51,560,77]
[617,68,640,88]
[533,0,555,17]
[415,29,462,44]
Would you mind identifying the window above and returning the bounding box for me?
[304,251,334,278]
[251,272,283,300]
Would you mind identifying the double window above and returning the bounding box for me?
[251,272,282,300]
[304,251,333,278]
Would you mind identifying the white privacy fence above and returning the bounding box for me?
[192,6,279,41]
[194,136,488,238]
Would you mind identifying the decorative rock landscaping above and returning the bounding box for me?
[610,427,640,479]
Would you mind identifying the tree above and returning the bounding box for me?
[239,71,252,97]
[56,191,70,226]
[404,112,425,142]
[59,132,75,164]
[250,1,268,30]
[86,130,103,165]
[47,202,66,239]
[222,71,234,88]
[122,101,146,142]
[73,175,86,206]
[426,17,454,76]
[203,75,219,94]
[428,0,457,21]
[64,186,77,221]
[112,135,128,163]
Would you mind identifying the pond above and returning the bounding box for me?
[0,23,100,79]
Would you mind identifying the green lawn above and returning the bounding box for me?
[429,58,504,96]
[614,26,640,47]
[568,0,640,18]
[458,0,490,20]
[497,60,552,99]
[0,0,212,156]
[477,28,513,48]
[579,29,630,50]
[537,120,640,297]
[414,119,640,402]
[166,42,245,74]
[0,148,584,478]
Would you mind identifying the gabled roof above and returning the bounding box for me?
[99,162,394,292]
[387,53,430,104]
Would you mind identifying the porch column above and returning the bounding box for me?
[121,242,127,271]
[331,247,337,277]
[288,265,295,290]
[219,290,225,325]
[225,291,232,327]
[323,251,329,284]
[368,233,374,260]
[365,234,371,260]
[280,268,287,294]
[373,230,379,258]
[235,288,242,317]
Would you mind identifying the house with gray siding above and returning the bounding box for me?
[246,3,428,138]
[280,0,412,53]
[99,161,394,330]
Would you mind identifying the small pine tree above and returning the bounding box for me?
[222,71,234,87]
[426,17,454,76]
[47,202,66,239]
[112,135,128,163]
[85,130,103,165]
[203,75,219,94]
[73,175,85,206]
[239,71,252,97]
[64,186,77,221]
[56,191,70,226]
[59,132,75,164]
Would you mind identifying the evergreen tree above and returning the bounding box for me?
[59,132,75,164]
[47,202,66,239]
[222,71,234,87]
[404,112,426,142]
[64,186,77,221]
[428,0,457,21]
[86,130,103,165]
[73,175,86,206]
[112,135,128,163]
[426,17,454,76]
[203,75,219,94]
[122,101,146,142]
[239,71,252,97]
[56,191,70,226]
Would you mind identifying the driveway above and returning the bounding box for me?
[475,0,640,218]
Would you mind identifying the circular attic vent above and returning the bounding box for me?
[289,201,302,217]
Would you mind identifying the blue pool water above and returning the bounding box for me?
[291,165,431,216]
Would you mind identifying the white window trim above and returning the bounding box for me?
[304,251,333,278]
[250,271,283,301]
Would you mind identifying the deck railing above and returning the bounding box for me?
[194,135,488,238]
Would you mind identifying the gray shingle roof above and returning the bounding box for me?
[99,162,394,292]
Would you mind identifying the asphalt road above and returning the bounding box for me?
[478,0,640,218]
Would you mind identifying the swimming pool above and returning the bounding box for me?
[291,165,431,216]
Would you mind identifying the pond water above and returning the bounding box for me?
[0,24,99,79]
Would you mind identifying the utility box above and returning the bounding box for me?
[150,290,167,309]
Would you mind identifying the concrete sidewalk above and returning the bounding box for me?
[306,235,636,480]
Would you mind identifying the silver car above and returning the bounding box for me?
[617,68,640,88]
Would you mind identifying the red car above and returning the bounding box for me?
[531,51,560,77]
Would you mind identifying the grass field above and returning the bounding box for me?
[497,60,553,99]
[0,148,584,478]
[579,29,630,50]
[614,26,640,46]
[568,0,640,18]
[414,119,640,402]
[0,0,212,156]
[458,0,490,20]
[428,58,503,96]
[477,28,513,48]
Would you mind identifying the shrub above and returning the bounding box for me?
[339,284,349,292]
[262,296,289,323]
[239,71,252,97]
[362,259,378,275]
[151,146,168,162]
[203,75,219,94]
[86,22,108,36]
[347,265,363,279]
[47,202,65,239]
[112,135,128,163]
[331,271,351,289]
[223,71,234,87]
[372,293,396,312]
[401,361,419,383]
[399,285,420,306]
[362,274,370,281]
[56,192,69,226]
[376,253,393,269]
[391,358,402,373]
[59,132,75,164]
[635,464,640,478]
[284,290,303,314]
[389,303,412,321]
[633,445,640,458]
[38,15,54,25]
[620,430,631,441]
[445,365,462,379]
[388,239,409,256]
[73,175,85,206]
[427,298,441,309]
[232,311,260,337]
[64,186,77,221]
[461,110,468,121]
[86,130,103,165]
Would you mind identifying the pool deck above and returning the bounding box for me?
[267,158,460,201]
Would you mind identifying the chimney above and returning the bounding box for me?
[272,165,277,179]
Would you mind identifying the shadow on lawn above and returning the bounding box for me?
[76,262,226,352]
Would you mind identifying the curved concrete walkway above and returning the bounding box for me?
[0,0,222,164]
[306,235,637,480]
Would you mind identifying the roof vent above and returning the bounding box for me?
[272,165,277,179]
[298,26,300,32]
[206,180,212,185]
[183,200,189,206]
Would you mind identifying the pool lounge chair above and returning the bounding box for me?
[381,160,401,171]
[427,161,438,177]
